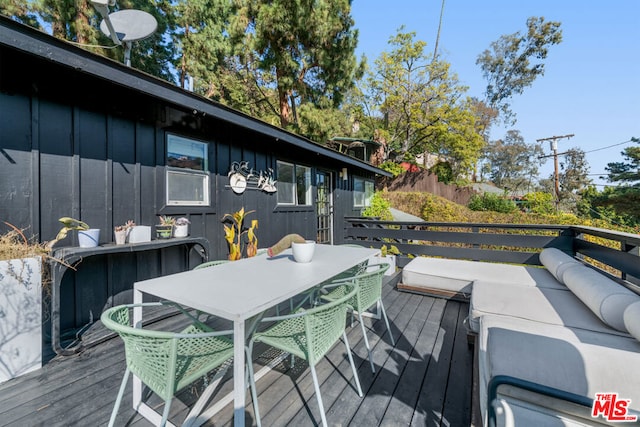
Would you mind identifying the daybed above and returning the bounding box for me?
[400,248,640,426]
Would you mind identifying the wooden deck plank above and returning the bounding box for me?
[441,301,474,427]
[0,278,472,427]
[377,297,446,426]
[345,293,428,425]
[410,299,465,426]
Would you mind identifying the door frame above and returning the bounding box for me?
[315,169,334,244]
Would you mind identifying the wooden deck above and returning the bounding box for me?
[0,274,473,426]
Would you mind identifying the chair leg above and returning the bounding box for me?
[343,331,363,397]
[108,367,131,427]
[246,342,262,427]
[160,397,172,427]
[379,300,395,346]
[310,364,328,427]
[358,312,375,373]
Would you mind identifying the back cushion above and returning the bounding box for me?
[539,248,582,284]
[563,265,640,332]
[624,301,640,341]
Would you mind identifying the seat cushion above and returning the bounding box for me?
[469,281,626,336]
[401,257,566,297]
[478,315,640,426]
[563,265,640,332]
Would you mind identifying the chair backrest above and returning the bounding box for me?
[353,262,389,312]
[304,283,358,365]
[102,305,183,400]
[102,303,234,402]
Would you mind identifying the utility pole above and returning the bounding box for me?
[537,134,574,210]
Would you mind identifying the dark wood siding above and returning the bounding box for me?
[0,39,381,344]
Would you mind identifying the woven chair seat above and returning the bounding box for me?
[252,314,307,360]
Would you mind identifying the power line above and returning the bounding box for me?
[582,139,634,155]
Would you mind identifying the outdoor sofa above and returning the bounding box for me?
[400,248,640,426]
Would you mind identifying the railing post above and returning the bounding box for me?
[471,226,480,261]
[622,242,639,282]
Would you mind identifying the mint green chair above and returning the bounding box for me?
[101,302,234,427]
[321,262,393,374]
[246,282,363,427]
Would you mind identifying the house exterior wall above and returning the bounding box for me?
[0,36,376,339]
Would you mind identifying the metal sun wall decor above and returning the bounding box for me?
[227,161,277,194]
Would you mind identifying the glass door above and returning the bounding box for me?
[315,171,333,244]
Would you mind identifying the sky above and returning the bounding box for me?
[350,1,640,188]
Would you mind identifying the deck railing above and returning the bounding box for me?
[344,217,640,289]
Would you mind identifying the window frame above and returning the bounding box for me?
[276,160,312,206]
[165,133,211,207]
[353,176,375,208]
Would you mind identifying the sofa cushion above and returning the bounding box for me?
[563,266,640,332]
[539,248,583,284]
[469,281,626,336]
[624,301,640,341]
[401,257,566,297]
[478,315,640,426]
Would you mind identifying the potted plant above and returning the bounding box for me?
[173,217,190,238]
[222,208,258,260]
[369,244,400,276]
[44,217,97,249]
[155,215,175,239]
[114,220,135,245]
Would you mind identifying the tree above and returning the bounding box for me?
[593,137,640,219]
[484,130,543,192]
[173,0,233,92]
[556,148,590,211]
[2,0,175,81]
[0,0,41,28]
[365,28,484,178]
[604,137,640,184]
[477,16,562,124]
[239,0,363,129]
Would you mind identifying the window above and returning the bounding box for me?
[353,177,374,207]
[166,134,210,206]
[277,161,311,205]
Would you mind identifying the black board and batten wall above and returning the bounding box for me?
[0,16,386,347]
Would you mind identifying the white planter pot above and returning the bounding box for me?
[368,254,396,276]
[128,226,151,243]
[114,229,127,245]
[78,228,100,248]
[0,256,42,383]
[173,224,189,238]
[291,241,316,263]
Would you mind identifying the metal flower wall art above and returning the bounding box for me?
[227,161,277,194]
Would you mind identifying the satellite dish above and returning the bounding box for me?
[99,9,157,66]
[99,9,157,43]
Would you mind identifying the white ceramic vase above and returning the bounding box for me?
[291,240,316,263]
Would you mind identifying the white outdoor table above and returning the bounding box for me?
[133,244,378,427]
